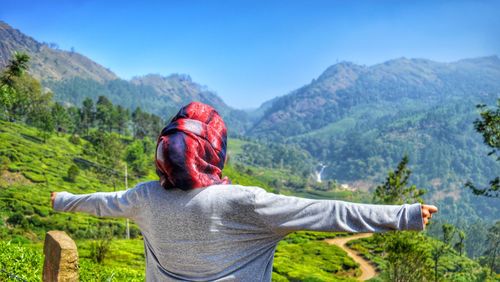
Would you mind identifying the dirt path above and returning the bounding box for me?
[325,233,377,281]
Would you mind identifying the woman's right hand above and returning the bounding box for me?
[50,192,57,208]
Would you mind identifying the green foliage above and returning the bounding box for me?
[0,240,145,281]
[84,130,124,169]
[273,232,359,281]
[69,133,81,145]
[465,100,500,197]
[0,155,10,171]
[0,57,496,280]
[51,102,72,133]
[90,227,113,264]
[0,51,30,87]
[125,139,151,177]
[0,241,42,282]
[383,232,433,281]
[232,140,315,177]
[7,212,28,228]
[474,100,500,157]
[67,164,80,182]
[483,221,500,275]
[348,232,492,281]
[78,259,144,281]
[132,107,163,139]
[373,155,425,205]
[81,97,95,135]
[44,75,251,136]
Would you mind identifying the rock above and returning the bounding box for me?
[43,231,79,282]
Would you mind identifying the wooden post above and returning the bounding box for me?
[43,231,79,282]
[125,164,130,239]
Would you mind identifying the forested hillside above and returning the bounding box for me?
[247,57,500,224]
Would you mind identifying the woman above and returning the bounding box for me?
[51,102,437,281]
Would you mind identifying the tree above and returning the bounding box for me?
[125,140,149,177]
[431,224,455,282]
[95,96,113,132]
[0,51,30,87]
[27,96,55,141]
[84,131,123,169]
[0,52,54,125]
[132,107,147,139]
[465,100,500,197]
[114,104,130,135]
[373,155,426,205]
[51,102,71,134]
[454,230,466,256]
[80,97,95,135]
[483,221,499,275]
[0,52,31,121]
[375,157,431,281]
[382,232,433,282]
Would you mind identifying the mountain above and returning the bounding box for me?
[130,74,226,109]
[0,21,117,82]
[0,21,250,134]
[250,57,500,138]
[248,56,500,222]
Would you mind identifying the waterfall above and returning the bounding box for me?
[314,163,327,183]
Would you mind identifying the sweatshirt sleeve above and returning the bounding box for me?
[53,185,146,219]
[251,187,424,235]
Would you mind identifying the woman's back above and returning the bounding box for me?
[136,181,280,281]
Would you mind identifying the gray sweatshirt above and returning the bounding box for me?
[54,181,424,281]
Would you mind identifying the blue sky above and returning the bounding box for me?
[1,0,499,109]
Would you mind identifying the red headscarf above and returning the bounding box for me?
[155,102,230,190]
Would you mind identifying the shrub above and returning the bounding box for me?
[7,213,25,226]
[28,215,43,228]
[0,148,20,162]
[34,206,49,217]
[66,164,80,182]
[22,204,34,215]
[90,238,112,264]
[69,134,81,145]
[0,155,10,171]
[90,227,113,264]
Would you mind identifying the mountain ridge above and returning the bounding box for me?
[0,21,118,82]
[0,21,251,133]
[250,55,500,138]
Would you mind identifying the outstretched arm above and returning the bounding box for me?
[51,186,146,219]
[251,187,437,235]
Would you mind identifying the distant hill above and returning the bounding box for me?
[250,57,500,138]
[0,21,251,135]
[248,57,500,221]
[0,21,117,82]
